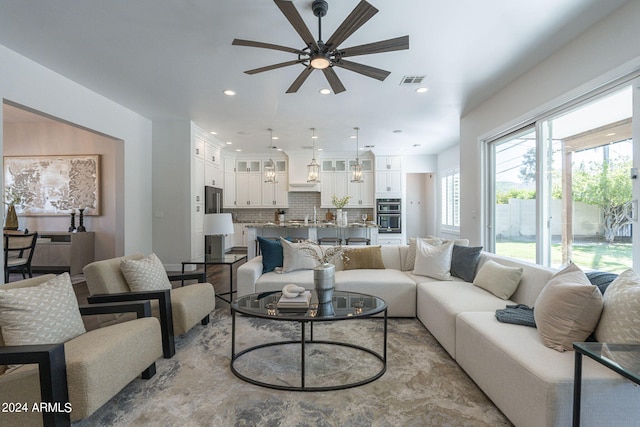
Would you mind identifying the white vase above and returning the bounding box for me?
[336,209,343,226]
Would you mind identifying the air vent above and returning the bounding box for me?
[400,75,427,85]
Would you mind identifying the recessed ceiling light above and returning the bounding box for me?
[223,89,236,96]
[416,87,429,93]
[235,148,242,152]
[276,148,283,151]
[318,148,324,151]
[272,136,279,140]
[226,141,233,145]
[606,132,616,136]
[319,88,331,95]
[210,131,217,135]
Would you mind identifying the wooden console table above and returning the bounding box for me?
[31,231,95,275]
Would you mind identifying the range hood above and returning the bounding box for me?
[287,153,321,192]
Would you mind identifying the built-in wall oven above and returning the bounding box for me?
[377,198,401,233]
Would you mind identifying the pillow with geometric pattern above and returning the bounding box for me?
[595,269,640,344]
[120,253,172,292]
[0,273,86,347]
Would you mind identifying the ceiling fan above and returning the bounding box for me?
[232,0,409,94]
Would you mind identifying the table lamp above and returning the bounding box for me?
[204,213,234,258]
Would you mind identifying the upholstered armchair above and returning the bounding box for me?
[0,274,162,427]
[83,253,216,359]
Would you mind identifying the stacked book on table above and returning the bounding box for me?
[277,290,312,312]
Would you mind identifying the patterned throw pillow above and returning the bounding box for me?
[595,269,640,344]
[120,253,172,291]
[403,237,443,271]
[0,273,86,347]
[280,238,321,273]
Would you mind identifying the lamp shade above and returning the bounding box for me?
[204,213,234,236]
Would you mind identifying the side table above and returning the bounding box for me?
[181,254,247,309]
[573,342,640,426]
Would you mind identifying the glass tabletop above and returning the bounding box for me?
[182,254,247,265]
[232,290,387,321]
[574,342,640,384]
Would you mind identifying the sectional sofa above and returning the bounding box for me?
[237,241,640,427]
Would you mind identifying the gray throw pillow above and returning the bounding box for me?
[451,245,483,282]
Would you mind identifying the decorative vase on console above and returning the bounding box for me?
[331,194,351,227]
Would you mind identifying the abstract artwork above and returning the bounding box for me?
[3,155,100,216]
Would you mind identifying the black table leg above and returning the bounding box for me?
[301,321,306,389]
[573,350,583,427]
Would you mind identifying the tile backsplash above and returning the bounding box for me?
[227,192,373,222]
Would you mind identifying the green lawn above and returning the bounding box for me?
[496,241,632,273]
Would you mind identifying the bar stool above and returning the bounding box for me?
[318,237,342,246]
[346,237,370,245]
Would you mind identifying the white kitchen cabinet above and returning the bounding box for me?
[347,158,374,207]
[375,155,402,197]
[236,173,262,206]
[376,156,402,171]
[377,236,404,245]
[320,159,348,208]
[262,171,288,207]
[233,223,248,247]
[223,157,236,208]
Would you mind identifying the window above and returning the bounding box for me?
[485,84,635,273]
[441,169,460,231]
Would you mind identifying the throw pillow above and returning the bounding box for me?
[451,245,483,282]
[342,246,385,270]
[473,260,523,300]
[413,240,454,280]
[0,273,86,347]
[403,237,443,271]
[257,236,283,273]
[585,270,619,294]
[595,269,640,344]
[120,253,172,291]
[534,263,604,352]
[280,238,321,273]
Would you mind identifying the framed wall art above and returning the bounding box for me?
[3,155,101,216]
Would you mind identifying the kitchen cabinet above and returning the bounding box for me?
[236,173,263,206]
[223,157,236,208]
[320,159,348,208]
[262,167,288,208]
[375,155,402,198]
[347,159,374,207]
[233,223,248,247]
[204,142,222,187]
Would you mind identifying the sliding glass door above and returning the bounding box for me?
[487,82,636,273]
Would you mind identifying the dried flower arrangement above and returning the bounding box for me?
[298,240,344,265]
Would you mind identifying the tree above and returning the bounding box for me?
[519,147,537,183]
[572,156,632,243]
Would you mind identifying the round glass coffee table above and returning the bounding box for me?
[231,290,387,391]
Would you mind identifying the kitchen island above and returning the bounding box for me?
[244,222,380,259]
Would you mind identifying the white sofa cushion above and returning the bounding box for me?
[416,280,513,357]
[455,311,640,427]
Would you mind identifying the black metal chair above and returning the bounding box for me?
[4,232,38,282]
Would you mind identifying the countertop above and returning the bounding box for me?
[243,221,378,229]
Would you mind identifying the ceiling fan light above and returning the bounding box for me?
[310,55,330,69]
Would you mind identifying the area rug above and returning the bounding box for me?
[75,309,512,426]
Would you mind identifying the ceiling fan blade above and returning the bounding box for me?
[232,39,305,55]
[286,66,314,93]
[339,35,409,58]
[325,0,378,50]
[244,60,305,75]
[322,68,346,94]
[333,59,390,81]
[274,0,319,51]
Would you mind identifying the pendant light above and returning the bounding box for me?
[264,128,277,183]
[307,128,320,183]
[351,127,364,183]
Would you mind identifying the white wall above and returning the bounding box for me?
[459,0,640,246]
[0,44,153,258]
[151,120,192,266]
[4,121,121,261]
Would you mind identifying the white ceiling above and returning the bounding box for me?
[0,0,629,155]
